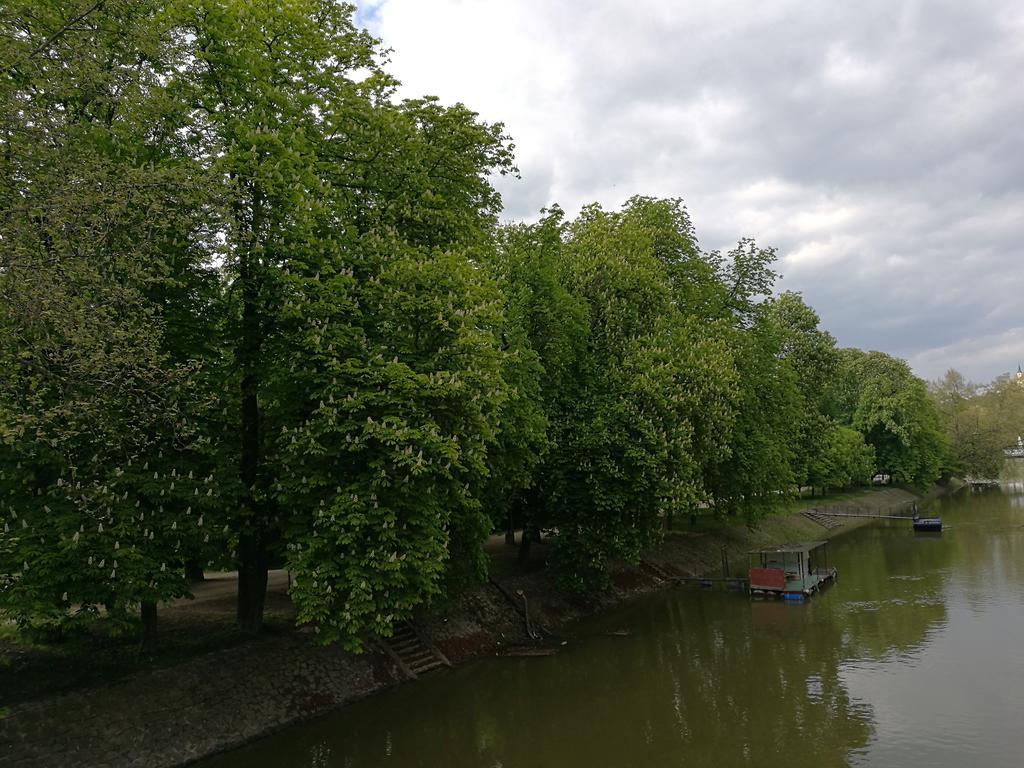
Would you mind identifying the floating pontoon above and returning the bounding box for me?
[748,541,837,601]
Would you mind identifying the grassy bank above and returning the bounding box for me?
[653,485,919,577]
[427,485,921,659]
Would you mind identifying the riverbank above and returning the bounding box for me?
[0,486,923,768]
[427,486,922,661]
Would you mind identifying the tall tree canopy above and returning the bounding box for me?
[541,198,740,586]
[763,292,839,490]
[1,1,953,647]
[0,0,224,640]
[174,0,516,641]
[829,349,945,488]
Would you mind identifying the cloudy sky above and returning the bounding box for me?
[355,0,1024,383]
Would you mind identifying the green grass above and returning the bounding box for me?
[0,616,23,643]
[665,486,885,533]
[664,489,863,536]
[774,486,877,516]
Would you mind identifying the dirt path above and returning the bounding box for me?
[165,570,294,618]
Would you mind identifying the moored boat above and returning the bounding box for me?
[911,502,942,533]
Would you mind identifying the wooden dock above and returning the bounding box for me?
[748,567,838,601]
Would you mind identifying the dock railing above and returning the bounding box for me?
[804,502,917,520]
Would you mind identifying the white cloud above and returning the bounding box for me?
[823,43,887,90]
[358,0,1024,382]
[909,326,1024,382]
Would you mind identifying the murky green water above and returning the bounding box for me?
[201,484,1024,768]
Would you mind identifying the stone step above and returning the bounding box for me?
[403,649,435,663]
[409,659,444,674]
[639,558,672,581]
[391,638,421,652]
[802,510,844,530]
[382,621,450,679]
[401,655,434,667]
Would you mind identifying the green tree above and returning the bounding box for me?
[808,424,875,493]
[763,292,838,489]
[176,0,515,641]
[486,208,587,558]
[931,369,1024,479]
[693,242,803,522]
[548,199,736,587]
[274,240,511,648]
[830,349,945,488]
[0,0,224,644]
[703,310,802,522]
[977,375,1024,456]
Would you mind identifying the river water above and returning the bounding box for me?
[200,484,1024,768]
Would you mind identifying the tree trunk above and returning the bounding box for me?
[236,213,268,635]
[140,601,158,651]
[185,559,205,583]
[518,522,533,564]
[505,514,515,546]
[237,531,269,634]
[237,308,267,633]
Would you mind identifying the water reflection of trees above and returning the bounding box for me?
[599,595,877,767]
[828,525,949,662]
[201,593,875,768]
[938,485,1024,607]
[200,488,1024,768]
[832,485,1024,658]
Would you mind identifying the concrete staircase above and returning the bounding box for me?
[802,510,844,530]
[380,622,450,680]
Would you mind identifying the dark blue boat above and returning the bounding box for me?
[912,512,942,532]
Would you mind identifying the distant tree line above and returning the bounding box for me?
[0,0,946,648]
[930,369,1024,479]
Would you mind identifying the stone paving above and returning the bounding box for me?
[0,633,396,768]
